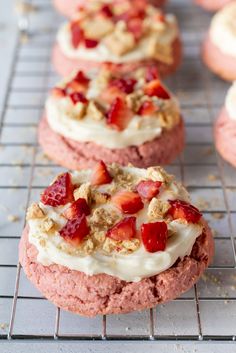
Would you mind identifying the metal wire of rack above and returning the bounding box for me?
[0,0,236,345]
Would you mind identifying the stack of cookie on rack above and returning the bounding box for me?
[19,0,215,316]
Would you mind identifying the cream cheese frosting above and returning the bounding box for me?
[45,68,180,149]
[27,166,203,282]
[225,82,236,121]
[57,13,178,64]
[209,2,236,58]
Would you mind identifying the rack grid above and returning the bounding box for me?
[0,0,236,344]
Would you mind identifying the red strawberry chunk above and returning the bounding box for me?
[144,80,170,100]
[41,173,74,207]
[141,221,168,253]
[138,100,157,116]
[136,180,162,200]
[84,38,99,48]
[112,191,144,214]
[64,198,90,220]
[127,18,143,40]
[107,216,136,241]
[51,87,66,99]
[59,214,89,246]
[91,160,113,186]
[74,71,90,85]
[70,21,84,48]
[107,97,133,131]
[69,92,88,104]
[110,78,137,94]
[100,4,113,18]
[145,66,159,82]
[167,200,202,224]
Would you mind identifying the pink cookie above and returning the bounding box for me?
[52,38,182,78]
[39,115,185,169]
[195,0,233,11]
[202,34,236,81]
[215,108,236,168]
[38,67,185,170]
[19,165,213,317]
[20,224,213,316]
[53,0,167,18]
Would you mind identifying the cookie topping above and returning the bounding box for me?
[167,199,202,224]
[107,216,136,241]
[46,66,180,148]
[91,160,113,186]
[112,190,144,214]
[141,221,168,253]
[59,214,90,246]
[58,1,178,64]
[40,172,74,207]
[27,164,204,281]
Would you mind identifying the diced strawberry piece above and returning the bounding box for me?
[100,4,113,18]
[112,191,144,214]
[141,221,168,253]
[59,214,89,247]
[74,71,90,85]
[167,200,202,224]
[100,86,125,104]
[91,160,113,186]
[110,78,137,94]
[84,38,99,48]
[51,87,66,99]
[107,216,136,241]
[155,13,165,22]
[127,18,143,41]
[144,80,170,100]
[145,66,159,82]
[138,100,157,116]
[107,97,133,131]
[64,198,90,220]
[136,180,162,200]
[41,173,74,207]
[69,92,88,104]
[70,21,84,48]
[66,80,84,93]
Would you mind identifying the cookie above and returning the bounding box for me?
[38,66,185,169]
[53,0,167,18]
[202,2,236,81]
[195,0,233,11]
[20,164,214,316]
[53,1,182,77]
[215,82,236,167]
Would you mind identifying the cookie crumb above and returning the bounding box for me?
[7,214,20,222]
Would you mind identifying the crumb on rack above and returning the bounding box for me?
[207,174,219,182]
[211,212,224,220]
[7,214,20,222]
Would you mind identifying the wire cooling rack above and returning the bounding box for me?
[0,0,236,346]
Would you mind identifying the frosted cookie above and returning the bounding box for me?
[215,82,236,167]
[53,0,167,18]
[202,2,236,81]
[38,66,185,169]
[195,0,233,11]
[52,0,182,77]
[20,164,214,316]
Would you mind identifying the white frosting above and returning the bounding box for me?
[225,82,236,121]
[46,96,173,149]
[28,167,203,282]
[209,2,236,58]
[57,14,178,63]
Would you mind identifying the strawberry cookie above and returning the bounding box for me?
[195,0,233,11]
[53,0,182,77]
[53,0,167,18]
[202,2,236,81]
[20,164,214,316]
[215,82,236,167]
[38,66,184,169]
